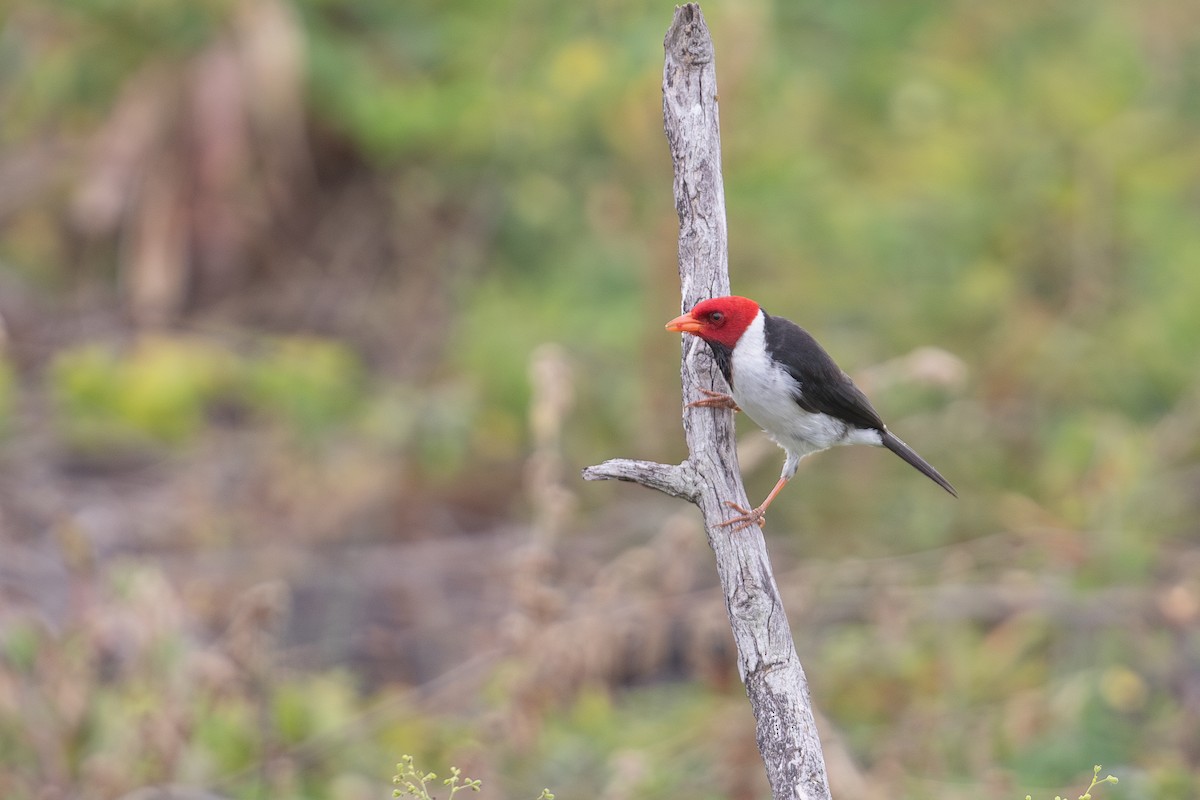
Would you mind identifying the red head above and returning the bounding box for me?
[665,296,761,349]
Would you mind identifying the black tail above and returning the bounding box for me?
[881,430,957,497]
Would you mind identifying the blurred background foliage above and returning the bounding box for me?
[0,0,1199,798]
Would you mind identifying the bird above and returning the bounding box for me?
[665,295,956,530]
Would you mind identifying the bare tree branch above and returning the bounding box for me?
[580,459,699,502]
[583,5,833,799]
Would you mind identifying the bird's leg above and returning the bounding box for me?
[719,475,791,531]
[688,387,740,412]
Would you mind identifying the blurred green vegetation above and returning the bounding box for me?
[50,338,233,449]
[1,0,1199,798]
[49,335,369,449]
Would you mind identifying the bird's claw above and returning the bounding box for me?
[688,387,741,412]
[718,501,766,531]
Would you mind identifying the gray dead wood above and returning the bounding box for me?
[582,5,833,800]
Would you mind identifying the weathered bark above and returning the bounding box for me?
[582,5,833,800]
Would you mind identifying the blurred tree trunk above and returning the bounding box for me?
[583,6,833,800]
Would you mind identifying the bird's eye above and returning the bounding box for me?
[709,311,724,324]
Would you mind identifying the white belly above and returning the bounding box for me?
[729,313,881,476]
[733,371,848,456]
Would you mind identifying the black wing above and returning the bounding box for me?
[763,312,957,496]
[761,312,885,432]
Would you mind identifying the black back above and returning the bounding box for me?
[762,312,885,432]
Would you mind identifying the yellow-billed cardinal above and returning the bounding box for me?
[666,296,956,529]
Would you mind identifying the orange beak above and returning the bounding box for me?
[665,312,703,334]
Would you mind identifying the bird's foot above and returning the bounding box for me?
[688,388,740,412]
[718,501,766,531]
